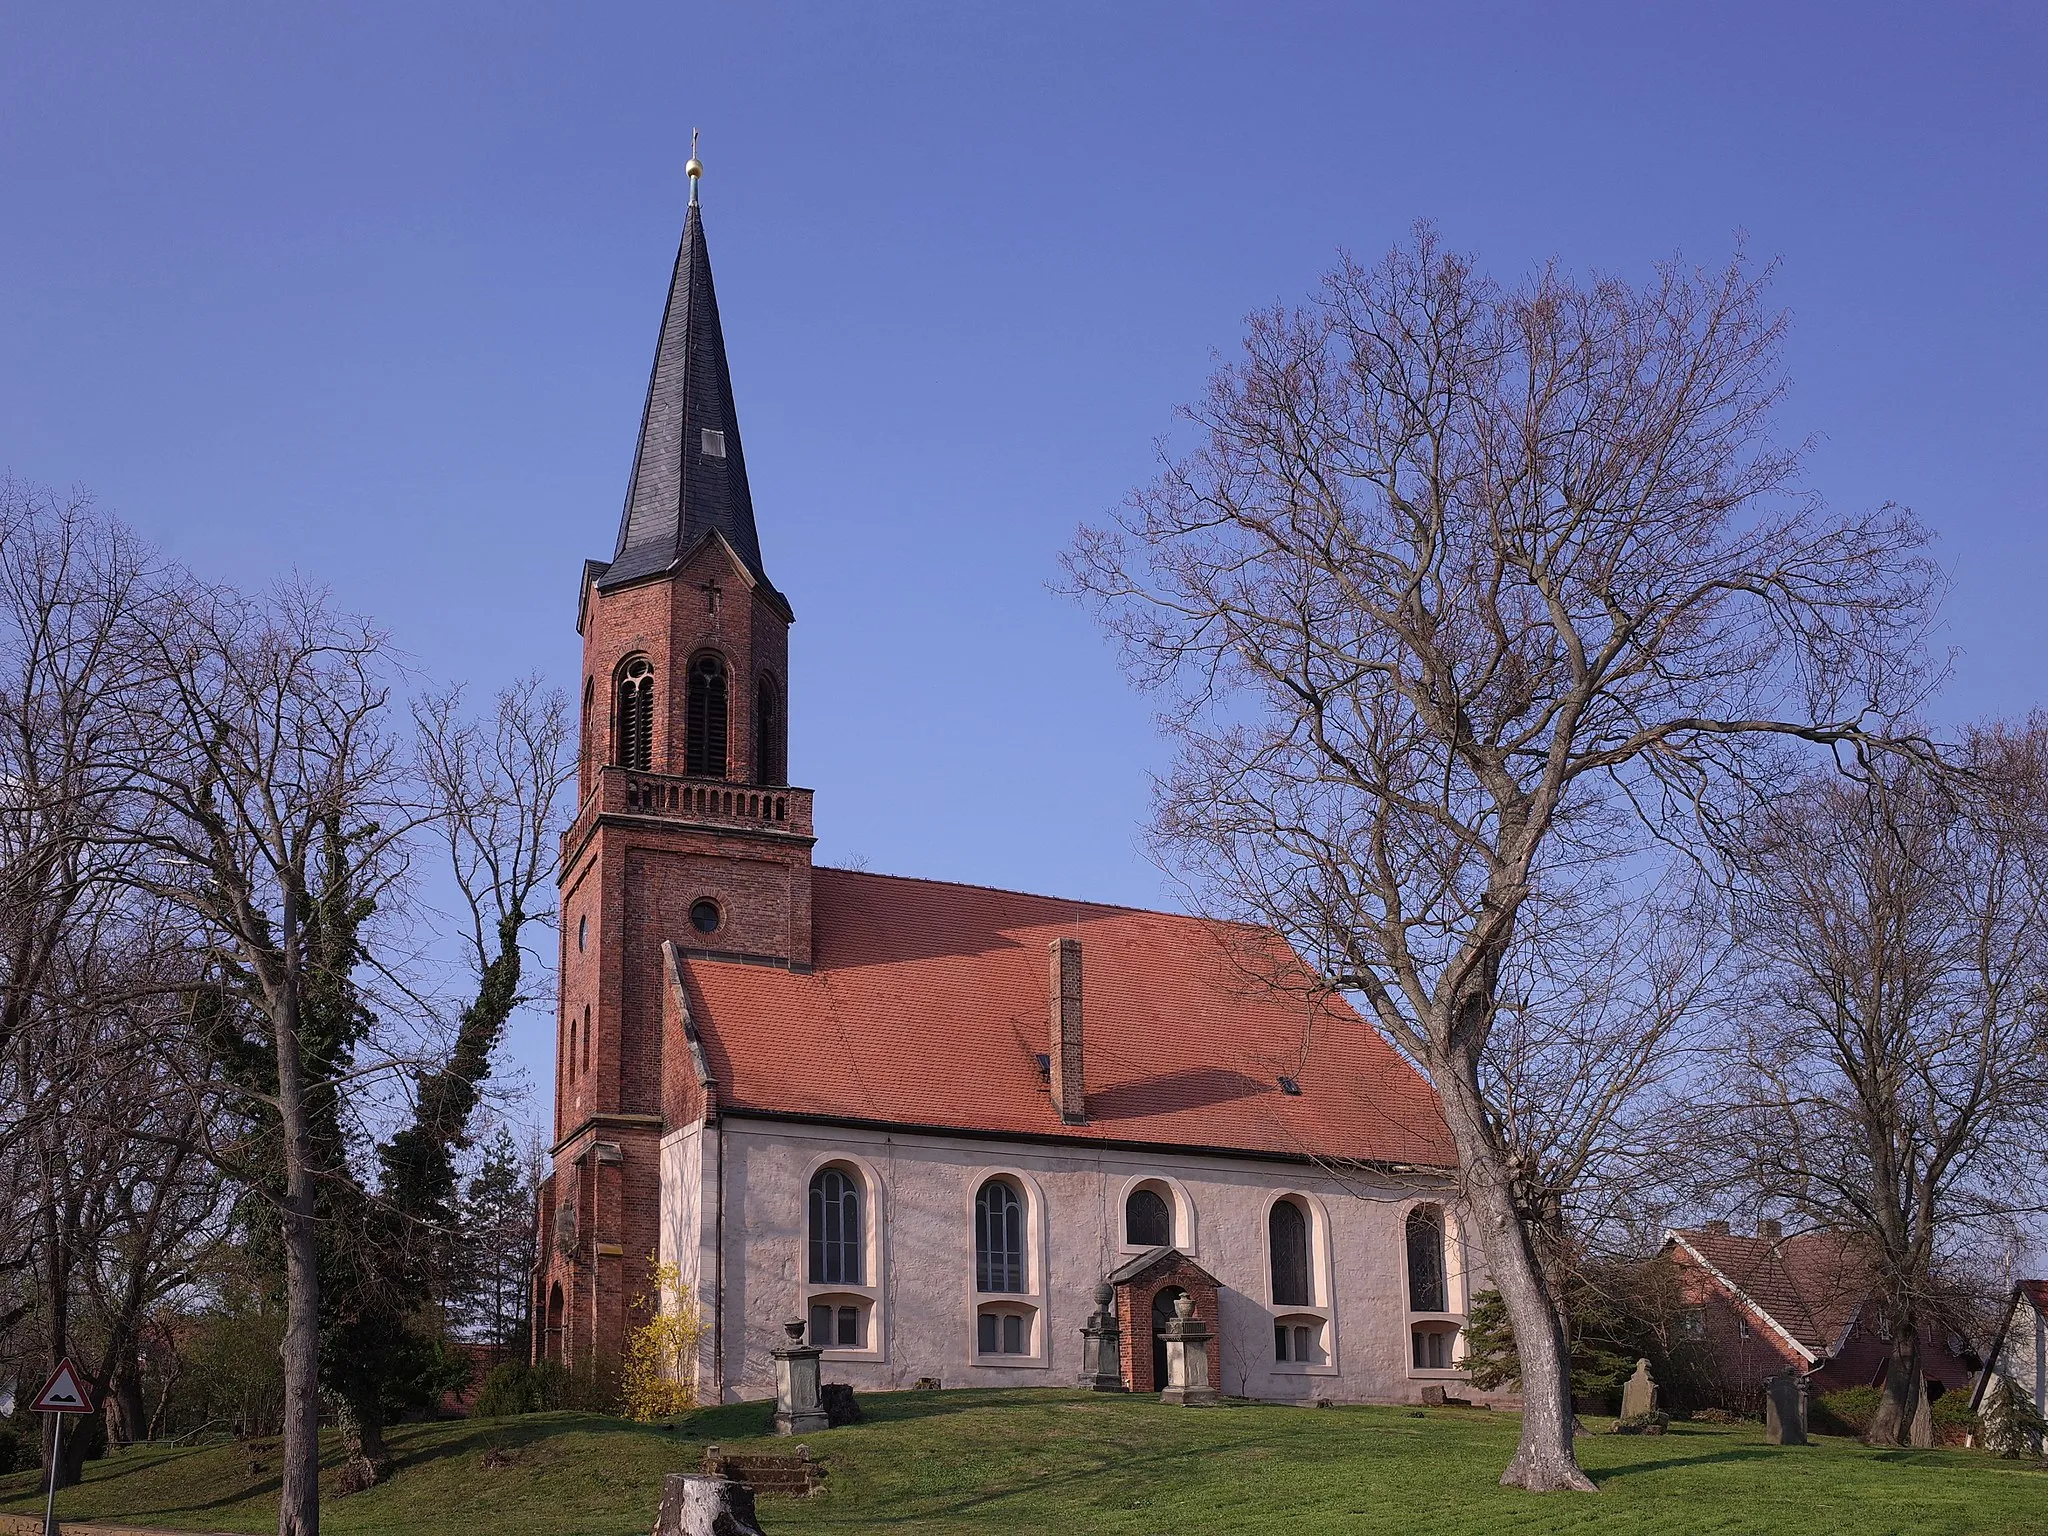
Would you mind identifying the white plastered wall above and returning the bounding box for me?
[664,1116,1492,1406]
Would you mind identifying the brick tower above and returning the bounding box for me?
[535,164,813,1375]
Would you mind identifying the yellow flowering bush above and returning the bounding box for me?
[621,1256,705,1422]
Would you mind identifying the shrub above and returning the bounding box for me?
[471,1360,591,1418]
[1979,1377,2046,1458]
[0,1425,18,1477]
[1811,1387,1881,1437]
[1691,1407,1743,1425]
[621,1258,704,1423]
[1931,1389,1980,1446]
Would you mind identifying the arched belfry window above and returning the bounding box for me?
[615,656,654,771]
[686,652,728,778]
[1407,1205,1447,1312]
[1269,1198,1311,1307]
[808,1167,862,1285]
[975,1179,1025,1293]
[1125,1187,1171,1247]
[755,674,785,787]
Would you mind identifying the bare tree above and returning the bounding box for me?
[0,484,225,1483]
[124,580,409,1536]
[1716,722,2048,1445]
[1066,226,1933,1489]
[323,678,571,1485]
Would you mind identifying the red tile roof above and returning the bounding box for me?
[1671,1228,1873,1356]
[678,867,1454,1166]
[2021,1280,2048,1317]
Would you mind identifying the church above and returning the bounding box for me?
[533,163,1486,1406]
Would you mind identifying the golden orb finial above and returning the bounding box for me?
[686,128,703,203]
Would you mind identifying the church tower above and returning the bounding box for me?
[538,158,814,1374]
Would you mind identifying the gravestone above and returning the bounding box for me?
[821,1383,862,1427]
[1619,1359,1659,1419]
[1763,1368,1807,1445]
[651,1472,767,1536]
[1159,1294,1221,1406]
[1079,1283,1128,1392]
[1421,1384,1447,1407]
[771,1320,828,1436]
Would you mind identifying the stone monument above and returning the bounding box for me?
[651,1472,767,1536]
[1763,1367,1807,1445]
[771,1319,828,1436]
[1620,1358,1659,1419]
[1079,1283,1127,1392]
[1159,1294,1221,1407]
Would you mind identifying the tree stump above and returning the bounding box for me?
[651,1473,767,1536]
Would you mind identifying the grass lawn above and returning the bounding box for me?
[4,1390,2044,1536]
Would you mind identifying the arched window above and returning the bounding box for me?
[755,674,785,786]
[686,652,729,778]
[581,1004,591,1077]
[614,656,654,771]
[580,676,594,782]
[975,1179,1024,1293]
[1407,1204,1447,1312]
[1125,1187,1171,1247]
[808,1167,862,1285]
[1269,1198,1311,1307]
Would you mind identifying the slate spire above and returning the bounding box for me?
[602,180,777,600]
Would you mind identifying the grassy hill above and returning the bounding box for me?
[4,1390,2045,1536]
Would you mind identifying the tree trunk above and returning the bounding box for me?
[1434,1054,1595,1493]
[1866,1318,1924,1447]
[279,1174,323,1535]
[111,1356,148,1446]
[276,994,324,1536]
[332,1394,394,1493]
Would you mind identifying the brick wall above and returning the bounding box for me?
[541,538,807,1376]
[1114,1260,1223,1393]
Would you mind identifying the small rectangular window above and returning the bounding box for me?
[1275,1323,1289,1361]
[837,1306,859,1347]
[701,428,726,458]
[809,1303,833,1348]
[1002,1313,1024,1354]
[1294,1325,1312,1363]
[977,1311,998,1353]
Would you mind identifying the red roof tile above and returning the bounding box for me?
[679,867,1454,1166]
[1673,1228,1872,1356]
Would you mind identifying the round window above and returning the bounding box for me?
[689,899,722,935]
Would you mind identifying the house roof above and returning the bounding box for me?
[678,867,1455,1167]
[1105,1246,1218,1287]
[599,195,780,602]
[1667,1227,1873,1358]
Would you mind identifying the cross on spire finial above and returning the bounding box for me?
[686,128,703,206]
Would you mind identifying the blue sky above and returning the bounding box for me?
[4,4,2044,1126]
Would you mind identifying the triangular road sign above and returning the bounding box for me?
[30,1358,93,1414]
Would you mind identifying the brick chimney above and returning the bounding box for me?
[1049,938,1085,1124]
[1758,1218,1783,1242]
[1704,1219,1731,1236]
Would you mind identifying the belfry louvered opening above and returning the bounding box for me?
[686,651,729,777]
[755,673,785,786]
[614,655,655,771]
